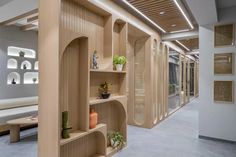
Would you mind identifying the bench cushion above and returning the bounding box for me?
[0,97,38,110]
[0,105,38,124]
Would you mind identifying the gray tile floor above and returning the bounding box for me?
[0,99,235,157]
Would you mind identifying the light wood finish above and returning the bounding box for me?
[7,116,38,143]
[20,23,38,31]
[0,9,38,26]
[179,38,199,51]
[27,16,38,23]
[214,81,234,103]
[214,53,234,75]
[125,0,191,32]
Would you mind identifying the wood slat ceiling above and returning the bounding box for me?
[179,38,199,51]
[127,0,191,32]
[172,38,199,52]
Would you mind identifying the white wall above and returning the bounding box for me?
[199,6,236,141]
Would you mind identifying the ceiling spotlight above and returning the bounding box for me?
[159,11,165,15]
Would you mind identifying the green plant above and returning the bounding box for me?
[113,55,126,65]
[32,78,37,83]
[99,81,111,93]
[108,132,126,149]
[19,51,25,57]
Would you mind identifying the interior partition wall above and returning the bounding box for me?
[127,25,169,128]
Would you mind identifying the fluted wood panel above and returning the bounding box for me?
[60,0,112,70]
[61,132,106,157]
[92,102,127,140]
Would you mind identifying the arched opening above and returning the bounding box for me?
[21,60,32,70]
[7,72,20,84]
[7,58,17,69]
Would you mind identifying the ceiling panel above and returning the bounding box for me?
[126,0,191,32]
[179,38,199,51]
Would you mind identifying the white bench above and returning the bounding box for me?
[0,97,38,125]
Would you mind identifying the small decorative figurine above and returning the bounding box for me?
[61,111,72,139]
[89,108,98,129]
[19,51,25,57]
[92,50,99,69]
[11,78,16,84]
[23,64,27,69]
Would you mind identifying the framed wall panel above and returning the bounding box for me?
[214,53,234,75]
[214,81,234,103]
[214,23,234,47]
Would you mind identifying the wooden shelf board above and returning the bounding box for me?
[92,154,105,157]
[60,123,106,146]
[90,69,126,74]
[89,95,126,105]
[106,146,119,156]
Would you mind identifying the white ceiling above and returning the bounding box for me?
[216,0,236,9]
[0,0,38,23]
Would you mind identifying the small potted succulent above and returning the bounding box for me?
[108,132,126,149]
[19,51,25,57]
[99,81,111,99]
[32,78,37,84]
[113,55,126,71]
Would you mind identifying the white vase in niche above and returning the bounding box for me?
[115,64,123,71]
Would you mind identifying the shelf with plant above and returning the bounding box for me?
[90,69,126,74]
[113,55,127,72]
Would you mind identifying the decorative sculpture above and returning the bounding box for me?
[61,111,72,139]
[92,50,99,69]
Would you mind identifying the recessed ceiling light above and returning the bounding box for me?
[171,24,176,27]
[159,11,165,15]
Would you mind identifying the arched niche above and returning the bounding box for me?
[8,46,36,58]
[24,72,38,84]
[7,72,20,84]
[91,100,127,140]
[152,39,158,124]
[113,19,126,57]
[34,61,39,70]
[7,58,17,69]
[21,60,32,70]
[60,36,89,132]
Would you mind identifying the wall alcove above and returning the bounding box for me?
[24,72,38,84]
[7,58,17,69]
[7,72,20,84]
[8,46,36,58]
[91,100,127,141]
[34,61,39,70]
[21,60,32,70]
[60,36,89,133]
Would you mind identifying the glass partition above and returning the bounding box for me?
[168,51,181,113]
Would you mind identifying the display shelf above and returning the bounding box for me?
[60,123,106,146]
[7,58,17,69]
[90,95,126,105]
[23,72,39,84]
[7,72,20,85]
[21,60,32,70]
[90,69,126,74]
[34,61,39,70]
[8,46,36,58]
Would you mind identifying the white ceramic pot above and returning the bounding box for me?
[115,64,123,71]
[110,139,119,148]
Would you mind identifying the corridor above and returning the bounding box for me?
[115,99,236,157]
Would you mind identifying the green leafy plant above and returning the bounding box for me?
[113,55,126,65]
[99,81,111,93]
[108,132,126,149]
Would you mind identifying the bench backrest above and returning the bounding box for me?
[0,97,38,110]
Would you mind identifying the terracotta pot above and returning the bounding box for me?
[89,108,98,129]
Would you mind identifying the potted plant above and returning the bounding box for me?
[99,81,111,99]
[108,132,125,149]
[19,51,25,57]
[32,78,37,83]
[113,55,126,71]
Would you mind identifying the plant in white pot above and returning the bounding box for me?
[113,55,126,71]
[108,132,125,150]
